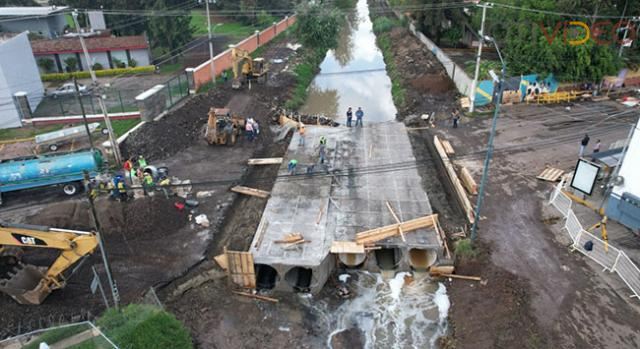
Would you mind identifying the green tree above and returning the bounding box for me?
[37,58,55,73]
[295,3,340,51]
[414,0,467,45]
[147,0,193,59]
[64,57,78,72]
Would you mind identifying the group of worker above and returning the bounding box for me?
[245,118,260,141]
[289,126,328,175]
[123,155,155,190]
[346,107,365,127]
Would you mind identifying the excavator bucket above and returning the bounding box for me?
[0,264,51,305]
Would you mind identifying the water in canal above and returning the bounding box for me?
[300,0,397,123]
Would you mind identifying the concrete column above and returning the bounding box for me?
[273,22,277,36]
[286,15,289,27]
[13,92,31,122]
[185,68,196,94]
[255,30,260,46]
[135,85,166,122]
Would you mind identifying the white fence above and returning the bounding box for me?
[549,181,640,300]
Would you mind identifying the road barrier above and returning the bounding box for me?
[190,15,297,90]
[549,180,640,300]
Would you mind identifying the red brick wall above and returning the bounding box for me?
[192,15,297,90]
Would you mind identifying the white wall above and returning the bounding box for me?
[612,121,640,197]
[110,50,128,66]
[79,51,109,70]
[129,49,150,66]
[0,32,44,129]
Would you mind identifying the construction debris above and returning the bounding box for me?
[232,291,279,303]
[275,233,304,244]
[195,214,210,227]
[459,167,478,195]
[536,167,565,182]
[355,214,438,245]
[429,265,455,276]
[433,136,475,224]
[231,185,270,198]
[214,254,228,270]
[248,158,284,165]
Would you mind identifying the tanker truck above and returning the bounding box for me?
[0,149,103,205]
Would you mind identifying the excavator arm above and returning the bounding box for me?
[0,222,99,305]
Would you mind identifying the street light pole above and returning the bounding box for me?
[470,36,506,242]
[469,3,489,113]
[72,9,122,166]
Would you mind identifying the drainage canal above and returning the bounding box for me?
[375,248,401,270]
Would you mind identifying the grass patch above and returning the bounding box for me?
[372,17,402,34]
[23,324,88,349]
[190,11,258,38]
[0,124,65,142]
[65,13,75,28]
[454,238,477,259]
[158,63,183,75]
[377,35,406,108]
[106,119,142,138]
[285,47,326,110]
[98,304,193,349]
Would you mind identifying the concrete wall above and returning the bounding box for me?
[78,51,109,70]
[1,14,66,39]
[0,32,44,129]
[110,49,129,66]
[607,120,640,231]
[192,15,297,89]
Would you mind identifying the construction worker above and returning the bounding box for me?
[346,107,353,127]
[138,155,148,169]
[355,107,364,127]
[319,136,327,164]
[288,159,298,175]
[158,176,172,198]
[298,123,306,147]
[245,120,254,141]
[142,172,154,195]
[123,158,133,182]
[117,180,127,201]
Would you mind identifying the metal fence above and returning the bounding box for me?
[32,89,138,119]
[549,180,640,300]
[162,72,190,109]
[0,321,119,348]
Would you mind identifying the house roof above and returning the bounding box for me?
[0,6,68,17]
[31,35,149,54]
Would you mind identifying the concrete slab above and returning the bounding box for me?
[251,122,442,270]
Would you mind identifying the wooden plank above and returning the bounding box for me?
[385,201,406,242]
[330,241,365,254]
[248,158,283,165]
[232,291,279,303]
[434,136,475,224]
[440,273,482,281]
[356,214,438,245]
[283,239,310,249]
[253,219,268,251]
[275,233,304,243]
[441,139,455,155]
[459,167,478,195]
[316,206,324,224]
[214,253,228,270]
[429,265,455,275]
[226,249,256,289]
[231,185,270,198]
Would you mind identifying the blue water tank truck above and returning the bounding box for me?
[0,149,103,204]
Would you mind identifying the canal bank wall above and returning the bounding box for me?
[383,0,473,97]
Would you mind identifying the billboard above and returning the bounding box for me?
[570,159,601,195]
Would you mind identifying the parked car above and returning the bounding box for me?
[48,83,89,98]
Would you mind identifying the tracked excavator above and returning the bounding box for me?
[0,221,99,305]
[230,46,268,89]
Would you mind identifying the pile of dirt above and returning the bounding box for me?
[410,74,456,94]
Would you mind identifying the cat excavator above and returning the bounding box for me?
[230,46,269,89]
[0,221,99,305]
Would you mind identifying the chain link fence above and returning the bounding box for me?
[0,321,119,349]
[549,180,640,300]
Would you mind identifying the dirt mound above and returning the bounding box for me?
[410,74,456,94]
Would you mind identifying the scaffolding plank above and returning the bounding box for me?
[459,167,478,195]
[355,214,438,245]
[330,241,365,254]
[441,139,455,155]
[248,158,284,165]
[434,136,475,224]
[231,185,270,198]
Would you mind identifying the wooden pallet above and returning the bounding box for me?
[536,167,565,182]
[231,185,270,198]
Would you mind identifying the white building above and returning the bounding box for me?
[0,6,69,39]
[0,32,44,129]
[606,119,640,232]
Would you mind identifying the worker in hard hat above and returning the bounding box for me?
[137,155,148,169]
[288,159,298,175]
[142,172,154,195]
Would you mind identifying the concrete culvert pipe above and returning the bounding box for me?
[408,248,437,270]
[255,264,278,290]
[375,248,402,270]
[284,267,313,292]
[338,253,366,268]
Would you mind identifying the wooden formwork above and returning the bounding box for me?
[223,247,256,289]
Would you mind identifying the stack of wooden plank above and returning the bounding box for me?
[459,167,478,195]
[355,214,437,245]
[441,139,455,155]
[536,167,564,182]
[275,233,309,249]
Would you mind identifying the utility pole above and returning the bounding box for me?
[73,77,95,152]
[84,171,120,309]
[72,9,122,166]
[618,0,629,57]
[469,3,489,113]
[470,36,505,243]
[205,0,216,84]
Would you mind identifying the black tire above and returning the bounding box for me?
[62,182,79,196]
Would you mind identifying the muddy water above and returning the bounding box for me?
[300,0,397,122]
[305,271,449,348]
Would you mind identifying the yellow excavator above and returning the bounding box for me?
[0,221,99,305]
[230,46,268,89]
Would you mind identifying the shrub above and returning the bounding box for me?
[372,17,398,34]
[41,66,155,82]
[113,58,126,68]
[128,58,138,67]
[454,238,477,259]
[37,58,55,73]
[92,62,104,70]
[64,57,78,72]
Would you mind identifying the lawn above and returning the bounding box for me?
[190,11,260,38]
[0,124,64,142]
[105,119,142,138]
